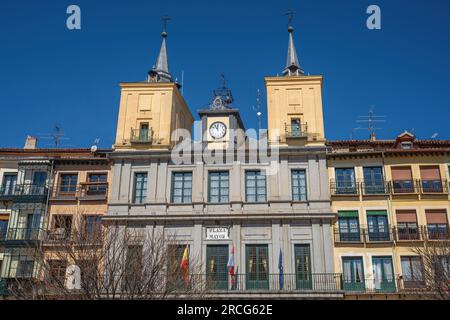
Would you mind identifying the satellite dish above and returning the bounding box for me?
[65,265,81,290]
[90,145,98,153]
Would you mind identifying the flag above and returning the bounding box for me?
[278,248,283,290]
[227,244,235,289]
[180,245,190,288]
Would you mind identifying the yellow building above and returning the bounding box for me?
[327,132,450,298]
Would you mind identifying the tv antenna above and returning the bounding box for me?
[90,138,100,153]
[431,133,439,139]
[355,106,386,141]
[38,124,72,148]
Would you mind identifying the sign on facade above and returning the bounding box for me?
[206,227,230,240]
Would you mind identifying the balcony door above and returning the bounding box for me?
[363,167,385,194]
[291,119,301,137]
[342,257,365,292]
[25,213,41,240]
[367,211,389,241]
[338,211,360,242]
[372,256,396,293]
[32,171,47,195]
[246,245,269,290]
[139,123,149,142]
[335,168,356,194]
[2,174,17,196]
[294,244,312,290]
[206,245,229,290]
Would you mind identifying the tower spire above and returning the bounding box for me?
[148,15,173,83]
[282,10,304,77]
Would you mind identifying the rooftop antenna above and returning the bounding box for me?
[91,138,100,153]
[38,124,71,148]
[181,70,184,96]
[431,133,439,139]
[355,106,386,141]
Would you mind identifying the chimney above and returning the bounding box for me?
[370,132,377,142]
[24,136,38,149]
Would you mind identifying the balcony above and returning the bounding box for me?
[391,180,418,194]
[334,229,363,243]
[50,183,108,201]
[343,276,397,294]
[0,184,49,203]
[285,124,308,139]
[334,227,394,244]
[130,128,153,144]
[5,227,44,243]
[172,273,342,293]
[361,181,389,196]
[420,179,448,194]
[330,180,359,196]
[394,226,424,241]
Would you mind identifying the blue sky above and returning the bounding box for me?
[0,0,449,148]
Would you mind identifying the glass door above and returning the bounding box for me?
[295,244,312,290]
[32,171,47,195]
[206,245,229,290]
[372,256,396,293]
[367,214,389,241]
[342,257,365,292]
[25,213,41,240]
[246,245,269,290]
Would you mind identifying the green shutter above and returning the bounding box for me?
[367,210,388,216]
[338,211,359,218]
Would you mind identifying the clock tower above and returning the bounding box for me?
[198,78,245,149]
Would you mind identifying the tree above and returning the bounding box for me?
[6,219,207,300]
[410,237,450,300]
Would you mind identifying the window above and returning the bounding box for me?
[171,172,192,204]
[335,168,356,194]
[291,118,302,137]
[295,244,312,289]
[367,211,390,241]
[32,171,47,195]
[123,245,143,290]
[1,173,17,196]
[206,245,229,290]
[342,257,365,292]
[401,142,413,149]
[246,244,269,290]
[52,215,73,240]
[372,256,396,293]
[87,173,107,195]
[48,260,67,285]
[167,245,189,290]
[363,167,385,194]
[420,166,443,193]
[17,260,34,278]
[245,171,266,202]
[433,256,450,285]
[139,123,150,142]
[291,170,307,201]
[338,211,361,242]
[396,210,419,240]
[401,256,424,288]
[133,173,147,204]
[391,167,414,193]
[0,220,8,240]
[426,209,449,239]
[59,174,78,194]
[84,216,102,237]
[208,172,229,203]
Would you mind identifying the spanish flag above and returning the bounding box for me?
[180,245,190,287]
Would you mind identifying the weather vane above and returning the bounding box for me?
[162,15,170,32]
[220,73,227,88]
[285,10,296,26]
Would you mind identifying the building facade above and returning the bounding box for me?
[104,24,340,298]
[328,133,450,297]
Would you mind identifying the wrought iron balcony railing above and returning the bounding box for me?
[165,273,342,292]
[50,183,108,201]
[330,180,359,196]
[390,180,418,194]
[285,123,308,139]
[361,181,389,195]
[0,184,49,201]
[334,229,364,243]
[5,227,44,242]
[130,128,153,144]
[419,179,448,194]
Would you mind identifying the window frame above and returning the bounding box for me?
[291,169,308,202]
[171,172,193,204]
[133,172,148,204]
[208,171,230,204]
[245,170,267,203]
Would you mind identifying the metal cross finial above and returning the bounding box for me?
[285,10,296,26]
[162,15,171,32]
[220,73,227,88]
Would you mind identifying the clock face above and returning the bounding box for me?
[209,122,227,139]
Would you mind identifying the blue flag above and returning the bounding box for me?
[278,248,283,290]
